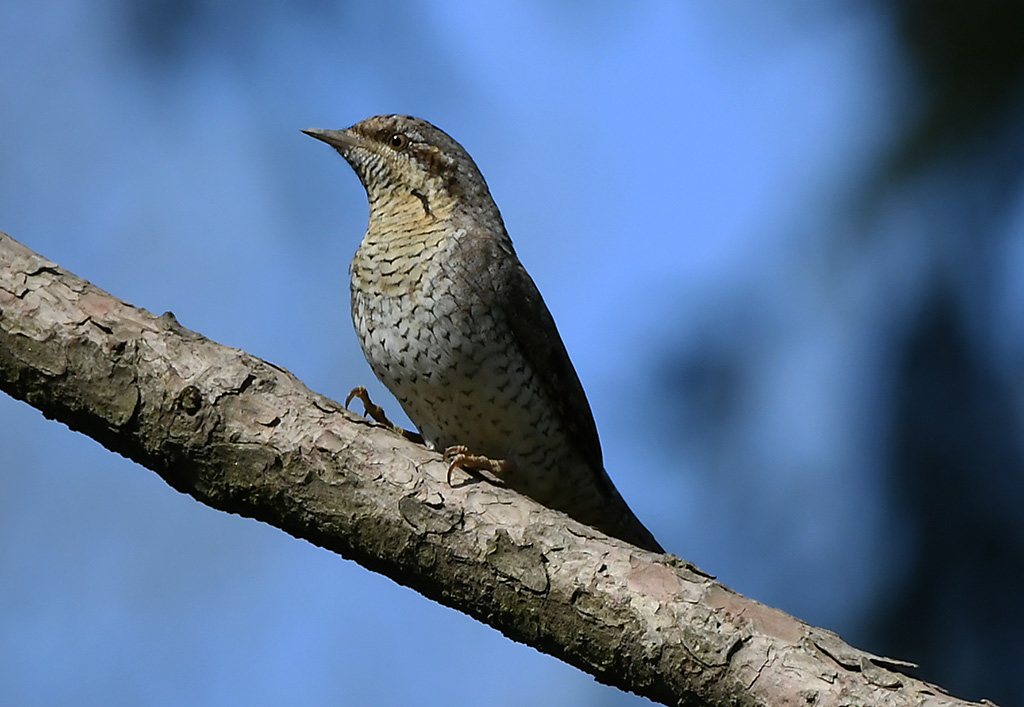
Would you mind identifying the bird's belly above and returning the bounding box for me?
[351,283,562,474]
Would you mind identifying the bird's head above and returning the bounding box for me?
[304,115,497,224]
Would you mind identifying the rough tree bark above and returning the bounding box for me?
[0,230,994,707]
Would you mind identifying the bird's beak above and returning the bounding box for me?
[302,128,361,152]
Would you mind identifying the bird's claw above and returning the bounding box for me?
[345,386,390,425]
[443,445,514,485]
[344,385,423,444]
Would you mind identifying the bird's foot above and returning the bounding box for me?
[443,445,515,486]
[344,386,423,444]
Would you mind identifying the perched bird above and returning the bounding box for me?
[304,115,663,552]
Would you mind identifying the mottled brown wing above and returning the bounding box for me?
[468,239,607,481]
[496,258,607,472]
[452,227,664,551]
[447,227,604,472]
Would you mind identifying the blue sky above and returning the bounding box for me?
[1,2,994,705]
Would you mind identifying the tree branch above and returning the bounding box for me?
[0,230,991,707]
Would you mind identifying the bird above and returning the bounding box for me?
[303,115,663,552]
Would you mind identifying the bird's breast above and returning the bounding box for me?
[349,227,554,459]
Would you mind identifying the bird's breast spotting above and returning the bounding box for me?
[349,230,562,466]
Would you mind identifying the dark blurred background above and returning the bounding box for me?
[1,2,1021,705]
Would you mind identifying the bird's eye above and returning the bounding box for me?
[389,133,408,150]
